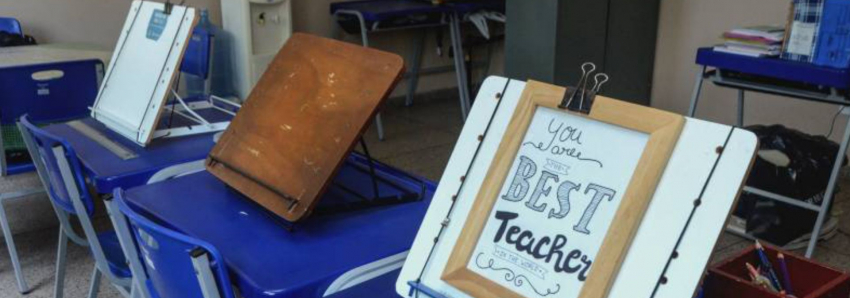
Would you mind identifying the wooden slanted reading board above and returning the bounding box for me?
[397,77,758,298]
[206,33,404,222]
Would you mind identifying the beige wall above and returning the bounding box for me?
[0,0,222,49]
[0,0,501,97]
[0,0,501,236]
[653,0,848,141]
[4,0,837,134]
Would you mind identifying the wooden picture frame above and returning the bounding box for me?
[442,80,685,298]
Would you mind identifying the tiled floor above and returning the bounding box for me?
[1,93,849,297]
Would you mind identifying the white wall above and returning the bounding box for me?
[0,0,503,97]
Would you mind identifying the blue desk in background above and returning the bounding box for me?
[122,153,435,298]
[690,48,850,258]
[43,114,227,193]
[330,0,505,140]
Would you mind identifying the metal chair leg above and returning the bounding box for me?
[805,115,850,257]
[130,283,142,298]
[0,199,28,293]
[688,66,707,117]
[406,31,426,107]
[449,13,471,121]
[54,228,69,298]
[87,265,101,298]
[375,114,385,141]
[737,90,745,127]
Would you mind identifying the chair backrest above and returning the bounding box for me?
[181,26,212,80]
[0,17,23,36]
[111,189,235,298]
[18,115,94,216]
[0,59,103,176]
[0,60,102,126]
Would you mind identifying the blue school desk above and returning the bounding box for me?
[330,0,505,139]
[121,154,435,298]
[42,113,228,194]
[690,47,850,258]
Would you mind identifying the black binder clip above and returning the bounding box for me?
[163,0,184,15]
[163,0,174,15]
[558,62,609,114]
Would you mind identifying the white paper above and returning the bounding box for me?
[466,106,648,298]
[787,21,817,56]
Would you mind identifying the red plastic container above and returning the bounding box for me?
[703,244,850,298]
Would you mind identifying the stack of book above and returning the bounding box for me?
[714,26,785,58]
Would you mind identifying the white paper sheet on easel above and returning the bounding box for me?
[467,107,648,297]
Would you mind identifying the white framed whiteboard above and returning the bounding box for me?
[462,107,649,297]
[396,76,758,298]
[90,0,196,146]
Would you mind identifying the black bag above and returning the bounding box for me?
[0,31,37,47]
[735,125,847,245]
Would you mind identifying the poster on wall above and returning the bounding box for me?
[442,81,685,298]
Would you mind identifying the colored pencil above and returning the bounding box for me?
[778,253,794,296]
[755,240,784,292]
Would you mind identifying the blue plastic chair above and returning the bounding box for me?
[19,115,141,298]
[0,59,102,294]
[0,59,103,175]
[107,189,236,298]
[182,27,212,82]
[0,17,23,35]
[178,26,213,103]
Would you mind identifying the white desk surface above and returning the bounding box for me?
[0,43,111,68]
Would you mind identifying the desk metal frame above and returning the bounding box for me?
[332,9,474,140]
[689,67,850,258]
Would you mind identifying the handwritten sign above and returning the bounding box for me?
[442,82,683,298]
[465,106,648,297]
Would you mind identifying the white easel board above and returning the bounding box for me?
[90,0,196,146]
[396,76,758,298]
